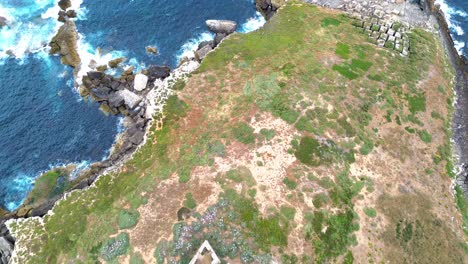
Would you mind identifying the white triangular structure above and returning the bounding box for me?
[189,240,221,264]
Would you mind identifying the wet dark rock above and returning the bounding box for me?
[90,86,111,101]
[198,40,214,50]
[96,64,108,72]
[87,71,104,80]
[58,11,66,22]
[108,57,125,68]
[66,10,77,18]
[58,0,71,10]
[255,0,278,19]
[147,65,170,80]
[110,80,120,90]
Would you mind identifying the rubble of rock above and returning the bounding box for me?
[351,17,410,56]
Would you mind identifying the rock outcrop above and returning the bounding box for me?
[49,20,81,68]
[146,46,158,55]
[255,0,281,19]
[0,221,14,264]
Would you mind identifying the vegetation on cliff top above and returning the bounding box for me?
[7,1,466,263]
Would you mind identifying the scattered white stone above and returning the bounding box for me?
[134,73,148,91]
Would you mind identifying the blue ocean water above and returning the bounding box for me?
[0,0,263,211]
[436,0,468,57]
[76,0,264,68]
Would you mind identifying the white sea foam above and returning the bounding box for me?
[435,0,466,36]
[454,40,466,54]
[176,31,214,61]
[5,173,35,211]
[240,11,266,33]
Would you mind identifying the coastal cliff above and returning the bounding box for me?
[1,0,467,263]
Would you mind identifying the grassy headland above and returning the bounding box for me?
[7,1,466,263]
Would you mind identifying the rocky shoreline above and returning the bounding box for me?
[0,0,271,261]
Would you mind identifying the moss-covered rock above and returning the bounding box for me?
[49,20,80,68]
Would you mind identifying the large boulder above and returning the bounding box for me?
[205,20,237,34]
[147,65,170,80]
[108,57,125,68]
[116,90,142,109]
[134,74,148,91]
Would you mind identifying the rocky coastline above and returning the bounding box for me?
[0,0,267,261]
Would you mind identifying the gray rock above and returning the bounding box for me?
[66,10,77,18]
[116,90,142,109]
[0,237,13,264]
[90,86,111,101]
[129,130,145,145]
[108,92,125,108]
[205,20,237,35]
[214,33,227,47]
[147,65,170,80]
[195,44,212,61]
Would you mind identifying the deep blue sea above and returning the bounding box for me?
[436,0,468,57]
[0,0,263,211]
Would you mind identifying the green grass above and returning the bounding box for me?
[407,93,426,114]
[454,185,468,235]
[118,210,140,229]
[171,79,186,91]
[321,17,341,27]
[333,64,359,80]
[364,207,377,218]
[336,43,351,59]
[231,122,256,144]
[260,128,276,141]
[283,178,298,190]
[183,193,197,209]
[418,130,432,143]
[280,206,296,220]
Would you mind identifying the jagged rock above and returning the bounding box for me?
[0,237,13,264]
[195,44,212,61]
[214,33,227,47]
[96,65,108,72]
[128,130,145,145]
[122,66,134,76]
[87,71,104,80]
[116,90,142,109]
[58,0,71,10]
[147,65,170,80]
[205,20,237,35]
[108,92,125,108]
[198,40,214,50]
[146,46,158,54]
[90,86,111,102]
[66,10,77,18]
[49,20,80,67]
[0,17,7,28]
[134,74,148,91]
[108,57,125,68]
[255,0,278,19]
[58,11,66,22]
